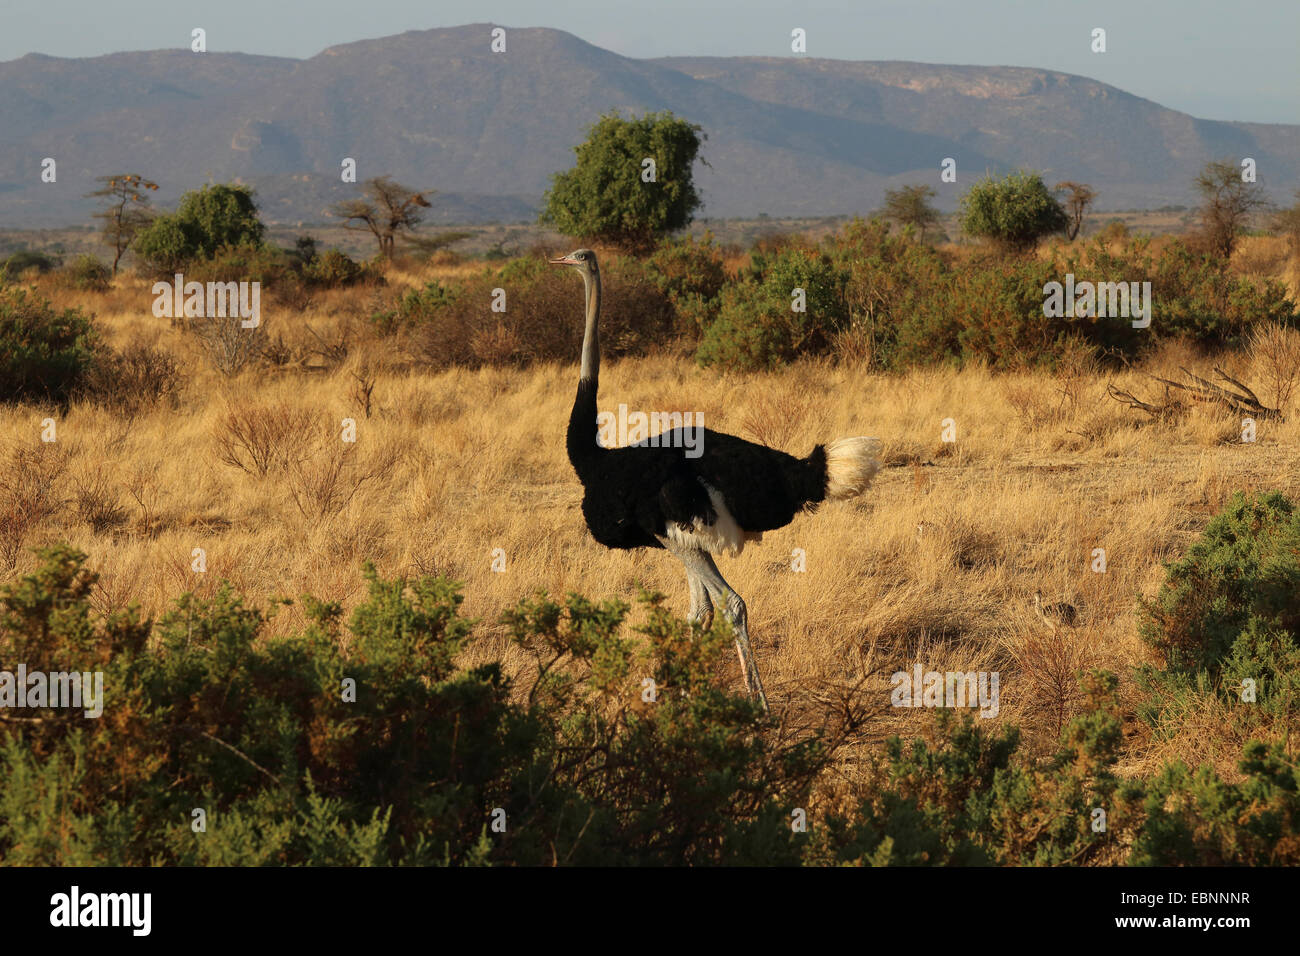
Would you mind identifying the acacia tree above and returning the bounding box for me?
[959,170,1069,251]
[881,184,941,242]
[332,176,432,259]
[1195,159,1269,260]
[542,111,704,254]
[1055,181,1096,241]
[87,174,159,275]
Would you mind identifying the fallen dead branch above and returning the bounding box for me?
[1108,366,1282,421]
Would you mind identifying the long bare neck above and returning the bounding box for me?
[579,267,601,384]
[567,266,603,476]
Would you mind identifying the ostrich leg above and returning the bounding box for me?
[660,538,769,712]
[687,569,714,629]
[694,552,768,712]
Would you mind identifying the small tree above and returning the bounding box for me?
[542,111,705,254]
[175,184,265,258]
[1055,181,1096,241]
[332,176,432,259]
[960,170,1069,251]
[881,184,940,242]
[133,184,265,274]
[1195,159,1269,260]
[86,174,159,275]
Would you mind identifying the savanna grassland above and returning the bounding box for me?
[4,229,1299,802]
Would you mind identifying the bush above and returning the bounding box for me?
[647,232,728,334]
[62,254,112,292]
[890,255,1064,369]
[810,672,1125,866]
[396,256,674,369]
[370,280,459,338]
[185,242,289,288]
[697,245,848,370]
[1137,491,1300,733]
[80,341,182,414]
[2,545,1300,865]
[1,250,60,280]
[132,215,191,275]
[812,224,1297,370]
[303,248,364,288]
[960,170,1069,250]
[0,548,832,865]
[133,184,266,276]
[1124,741,1300,865]
[0,286,97,404]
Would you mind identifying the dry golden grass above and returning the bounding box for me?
[1232,235,1299,301]
[4,276,1300,786]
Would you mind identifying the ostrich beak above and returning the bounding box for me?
[549,255,579,266]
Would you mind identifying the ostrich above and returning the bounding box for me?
[551,248,881,711]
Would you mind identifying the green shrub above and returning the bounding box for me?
[542,111,704,253]
[891,256,1066,369]
[1137,491,1300,733]
[0,287,97,404]
[133,184,266,276]
[3,545,1300,865]
[1,250,60,280]
[304,248,364,288]
[0,548,828,865]
[186,242,290,288]
[173,184,265,258]
[960,170,1069,250]
[1051,237,1296,352]
[825,218,948,368]
[131,215,191,275]
[809,223,1297,370]
[1124,741,1300,864]
[697,245,848,370]
[62,254,112,292]
[810,670,1126,866]
[370,280,459,337]
[647,232,728,334]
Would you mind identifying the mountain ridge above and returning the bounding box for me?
[1,24,1295,228]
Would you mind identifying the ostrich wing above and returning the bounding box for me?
[657,468,717,532]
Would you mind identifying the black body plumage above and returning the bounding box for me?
[567,378,830,550]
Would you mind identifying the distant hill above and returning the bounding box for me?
[1,24,1296,228]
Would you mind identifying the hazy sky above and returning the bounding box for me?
[4,0,1297,123]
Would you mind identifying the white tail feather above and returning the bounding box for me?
[824,437,881,500]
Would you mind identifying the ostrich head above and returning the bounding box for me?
[549,248,598,276]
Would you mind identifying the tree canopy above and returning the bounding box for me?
[881,184,941,241]
[960,170,1069,250]
[133,184,265,274]
[542,111,705,254]
[332,176,433,259]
